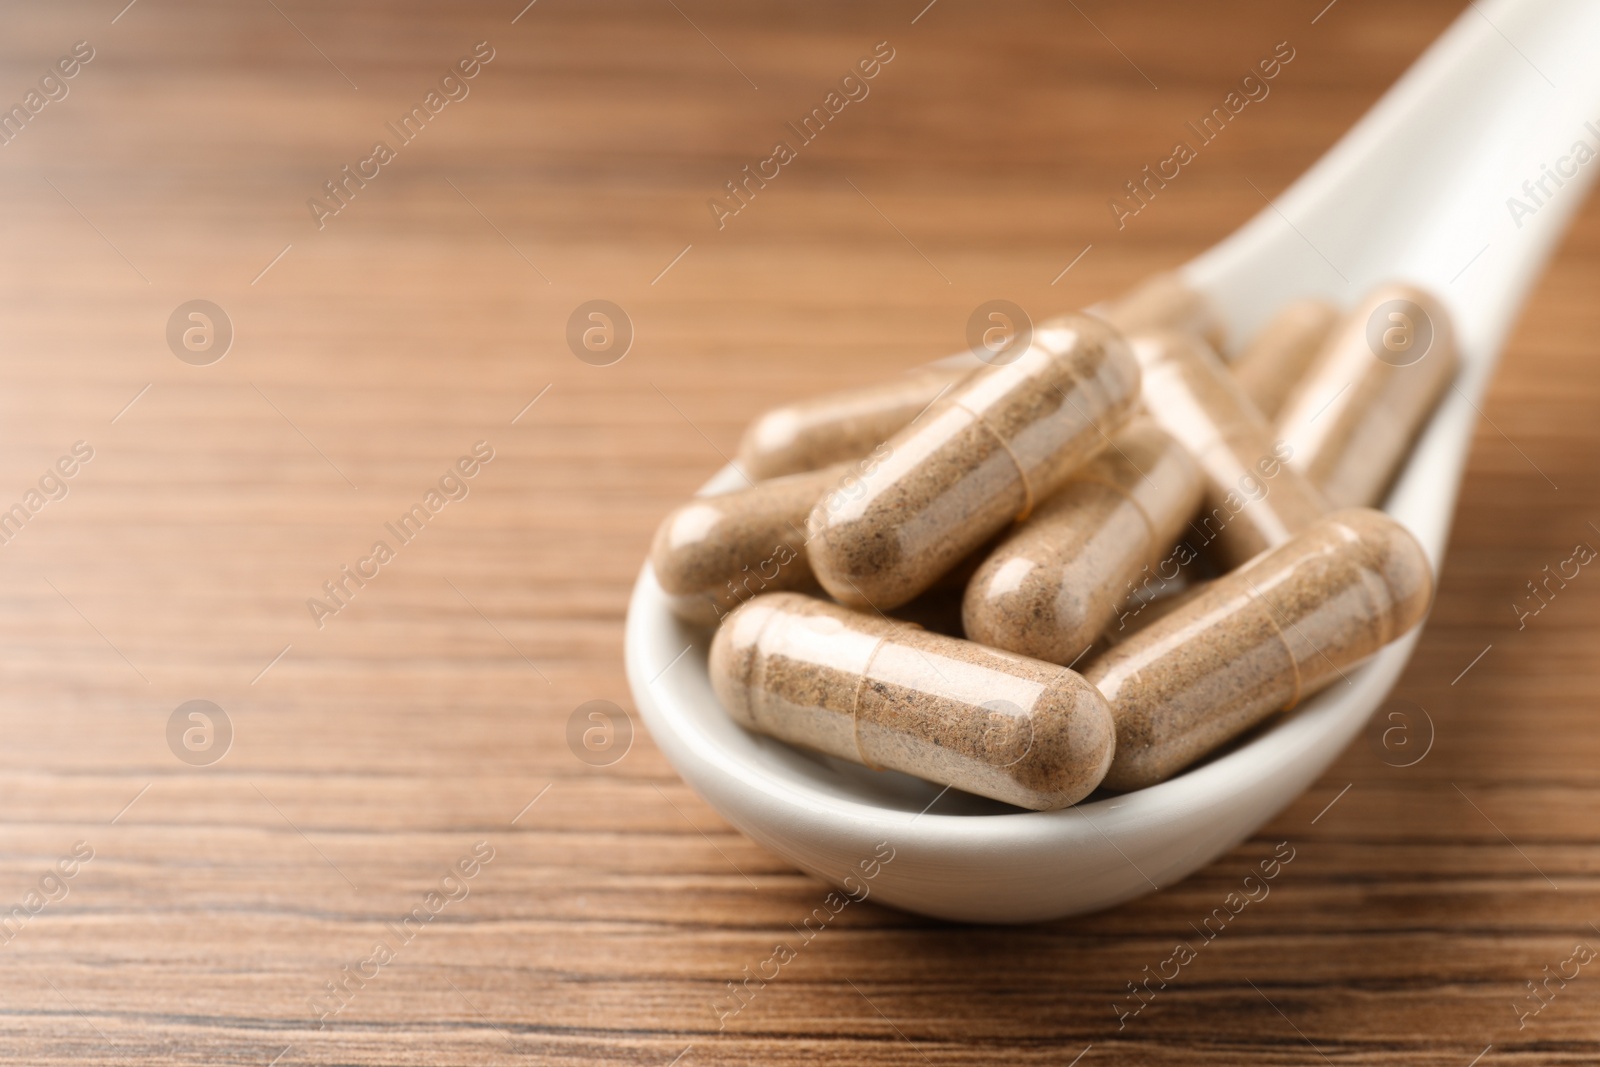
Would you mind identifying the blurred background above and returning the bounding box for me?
[1,0,1596,1063]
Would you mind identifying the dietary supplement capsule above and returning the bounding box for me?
[1085,507,1433,791]
[650,462,855,626]
[963,418,1204,665]
[807,315,1141,611]
[735,365,972,480]
[1131,330,1330,570]
[1230,298,1340,418]
[711,592,1116,810]
[1276,283,1459,508]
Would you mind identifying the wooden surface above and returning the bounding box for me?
[2,0,1598,1063]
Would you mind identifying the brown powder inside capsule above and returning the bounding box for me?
[962,417,1204,664]
[1085,507,1433,791]
[650,462,853,626]
[808,316,1141,610]
[811,404,1029,602]
[711,592,1116,810]
[1275,283,1459,508]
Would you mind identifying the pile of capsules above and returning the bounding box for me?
[650,275,1456,810]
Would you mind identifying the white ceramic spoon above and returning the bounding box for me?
[624,0,1600,922]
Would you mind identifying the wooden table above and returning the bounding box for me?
[2,0,1597,1062]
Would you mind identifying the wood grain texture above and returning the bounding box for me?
[1,0,1597,1063]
